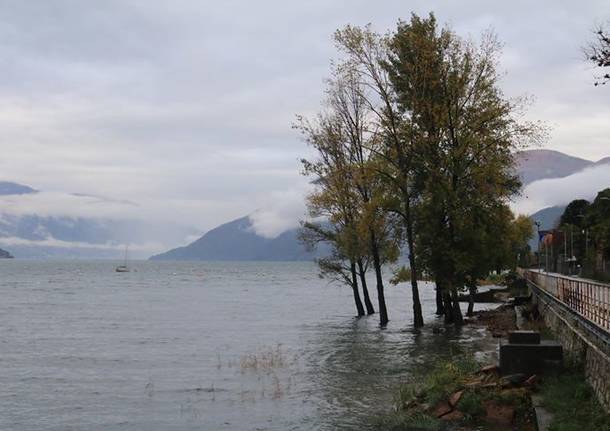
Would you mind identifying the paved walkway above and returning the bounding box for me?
[532,394,553,431]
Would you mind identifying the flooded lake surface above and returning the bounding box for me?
[0,260,498,430]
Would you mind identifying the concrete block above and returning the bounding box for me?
[508,330,541,344]
[499,340,563,375]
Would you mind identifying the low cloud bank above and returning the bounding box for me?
[248,182,312,239]
[247,164,610,240]
[3,162,608,255]
[0,183,317,255]
[0,191,203,256]
[0,235,164,252]
[514,163,610,214]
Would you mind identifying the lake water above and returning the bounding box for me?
[0,260,498,430]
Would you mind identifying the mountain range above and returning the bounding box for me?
[1,149,608,260]
[150,216,328,261]
[0,182,196,259]
[152,149,609,261]
[515,149,610,186]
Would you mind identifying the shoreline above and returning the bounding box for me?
[376,291,610,430]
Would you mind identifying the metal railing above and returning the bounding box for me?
[520,269,610,333]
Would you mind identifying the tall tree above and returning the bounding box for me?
[586,189,610,275]
[558,190,610,279]
[326,66,387,317]
[297,109,367,317]
[297,67,398,323]
[334,25,424,327]
[387,13,539,324]
[560,199,591,227]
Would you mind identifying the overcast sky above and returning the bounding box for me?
[1,0,609,242]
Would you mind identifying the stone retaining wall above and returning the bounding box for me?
[531,283,610,412]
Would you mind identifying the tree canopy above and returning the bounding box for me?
[585,24,610,86]
[298,12,540,326]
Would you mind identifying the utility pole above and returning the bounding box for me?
[571,226,573,260]
[535,221,541,272]
[577,213,586,276]
[545,240,549,273]
[580,228,589,277]
[562,232,568,274]
[570,225,574,275]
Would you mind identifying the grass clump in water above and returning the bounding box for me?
[240,344,291,372]
[418,355,479,405]
[540,371,610,431]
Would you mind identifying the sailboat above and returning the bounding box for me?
[115,245,130,273]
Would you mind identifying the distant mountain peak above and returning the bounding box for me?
[0,247,14,258]
[514,149,596,186]
[0,181,38,195]
[149,215,327,261]
[595,156,610,166]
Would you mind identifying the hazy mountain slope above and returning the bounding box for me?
[0,248,13,258]
[3,148,608,260]
[594,156,610,166]
[0,213,197,259]
[514,150,593,186]
[0,182,197,259]
[0,181,37,195]
[527,205,566,251]
[151,217,267,260]
[529,205,565,230]
[151,149,610,261]
[150,216,327,261]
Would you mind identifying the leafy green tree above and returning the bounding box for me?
[587,189,610,275]
[387,13,539,324]
[557,189,610,279]
[462,207,525,316]
[560,199,590,227]
[325,65,389,318]
[333,25,425,327]
[297,65,401,324]
[509,215,535,269]
[297,109,368,316]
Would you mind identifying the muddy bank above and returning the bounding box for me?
[472,304,517,338]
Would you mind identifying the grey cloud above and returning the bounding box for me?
[248,179,312,238]
[0,0,609,243]
[514,164,610,215]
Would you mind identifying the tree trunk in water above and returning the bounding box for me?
[467,284,476,317]
[350,261,365,317]
[451,285,464,325]
[443,289,454,324]
[435,277,445,316]
[370,231,388,326]
[357,259,375,315]
[404,199,424,327]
